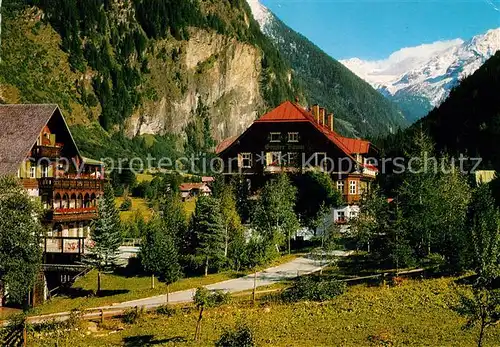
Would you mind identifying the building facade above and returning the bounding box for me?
[216,100,378,222]
[0,105,105,303]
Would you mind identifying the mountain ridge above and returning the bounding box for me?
[342,28,500,121]
[247,0,408,138]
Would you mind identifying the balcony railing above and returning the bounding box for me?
[32,144,62,159]
[45,207,98,222]
[39,177,105,191]
[42,236,87,254]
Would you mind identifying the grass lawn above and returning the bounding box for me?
[32,254,300,316]
[136,173,154,182]
[182,198,196,219]
[115,197,153,222]
[32,276,497,346]
[32,270,242,316]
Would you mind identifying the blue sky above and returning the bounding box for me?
[261,0,500,60]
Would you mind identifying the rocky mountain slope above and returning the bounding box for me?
[0,0,298,159]
[247,0,408,137]
[0,0,408,161]
[342,28,500,122]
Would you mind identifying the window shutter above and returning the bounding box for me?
[237,154,243,168]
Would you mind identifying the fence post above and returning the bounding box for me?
[23,320,27,347]
[252,271,257,304]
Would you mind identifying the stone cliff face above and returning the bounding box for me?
[128,29,264,142]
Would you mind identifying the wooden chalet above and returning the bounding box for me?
[0,105,105,303]
[216,101,378,205]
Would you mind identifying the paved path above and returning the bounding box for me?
[24,252,352,324]
[101,256,326,310]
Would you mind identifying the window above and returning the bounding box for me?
[266,152,282,166]
[337,211,346,222]
[42,164,49,178]
[29,164,36,179]
[241,153,252,168]
[270,132,281,143]
[288,132,299,143]
[349,180,357,195]
[337,180,345,194]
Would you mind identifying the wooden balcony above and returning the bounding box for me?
[38,177,105,191]
[42,236,87,254]
[32,144,62,159]
[44,207,98,222]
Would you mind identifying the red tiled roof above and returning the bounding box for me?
[180,183,210,192]
[335,136,371,154]
[254,101,311,123]
[216,101,372,157]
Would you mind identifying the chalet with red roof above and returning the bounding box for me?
[216,101,378,205]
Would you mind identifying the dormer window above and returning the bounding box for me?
[288,132,299,143]
[270,132,281,143]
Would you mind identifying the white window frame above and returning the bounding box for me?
[30,164,36,179]
[42,163,49,178]
[288,132,299,143]
[266,152,282,166]
[270,132,281,143]
[337,180,345,194]
[241,153,252,168]
[349,180,357,195]
[337,211,346,222]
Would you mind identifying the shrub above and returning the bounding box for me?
[156,305,178,317]
[120,197,132,211]
[194,288,231,309]
[216,325,255,347]
[122,307,144,324]
[282,276,346,302]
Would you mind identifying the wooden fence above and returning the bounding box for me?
[0,321,27,347]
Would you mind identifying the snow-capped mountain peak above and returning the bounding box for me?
[247,0,273,30]
[341,28,500,119]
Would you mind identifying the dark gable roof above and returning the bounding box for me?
[0,104,60,175]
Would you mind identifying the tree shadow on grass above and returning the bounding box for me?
[97,289,130,297]
[59,287,130,299]
[123,334,187,346]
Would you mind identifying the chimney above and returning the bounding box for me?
[328,113,335,131]
[312,104,320,123]
[320,108,326,126]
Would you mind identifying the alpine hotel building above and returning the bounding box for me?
[0,104,105,304]
[217,101,378,223]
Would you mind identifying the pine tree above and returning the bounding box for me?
[84,183,122,293]
[0,176,42,306]
[191,196,225,276]
[160,192,187,248]
[140,218,181,300]
[398,130,441,256]
[466,184,500,281]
